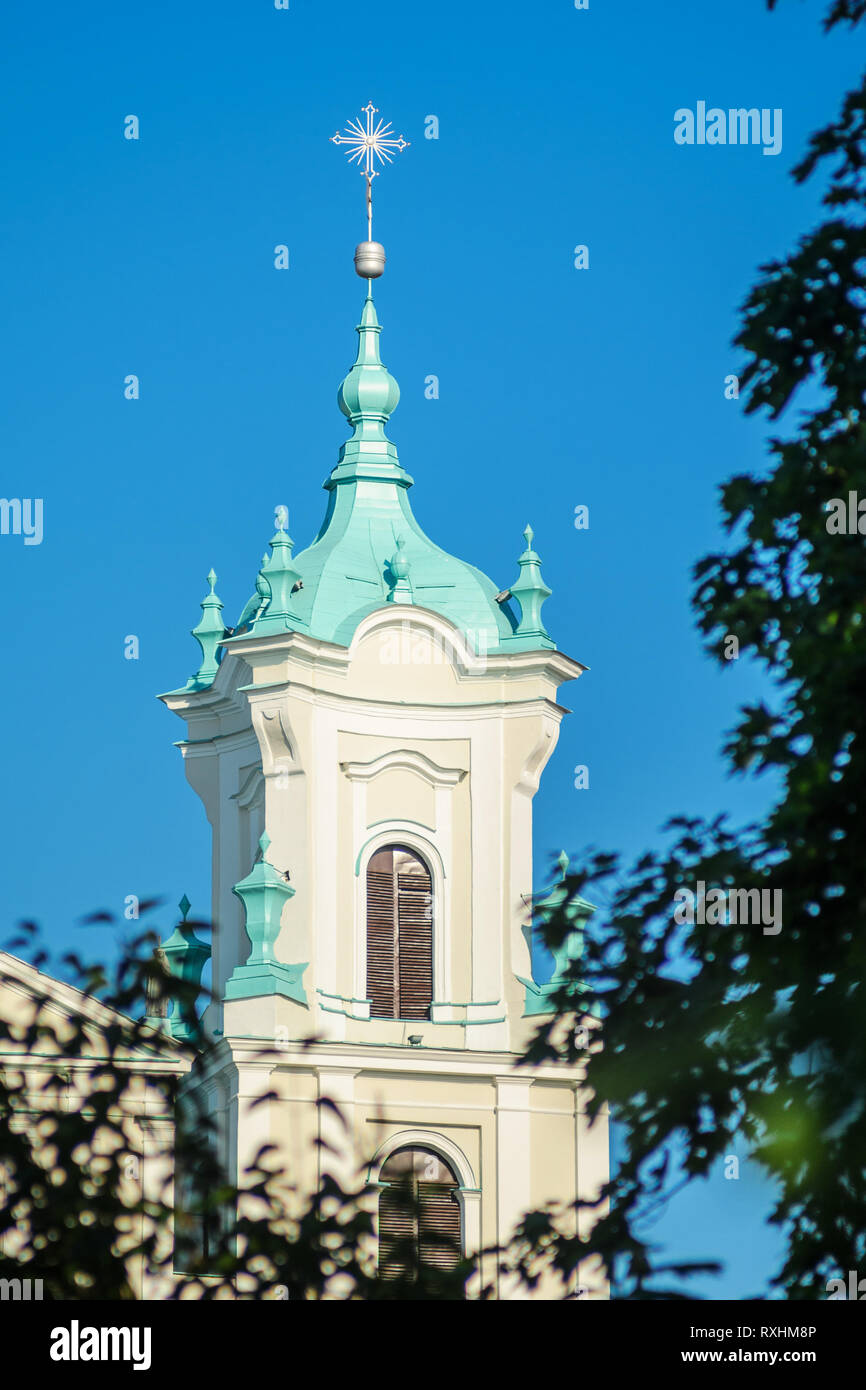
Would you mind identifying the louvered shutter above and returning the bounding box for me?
[418,1181,461,1272]
[378,1149,463,1291]
[366,846,433,1019]
[397,870,433,1019]
[377,1179,417,1281]
[366,865,396,1018]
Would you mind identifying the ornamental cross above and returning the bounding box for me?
[330,102,409,240]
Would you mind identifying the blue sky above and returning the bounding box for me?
[0,0,858,1297]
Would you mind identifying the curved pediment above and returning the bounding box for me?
[339,748,466,788]
[349,606,494,676]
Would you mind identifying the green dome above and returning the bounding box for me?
[232,289,554,657]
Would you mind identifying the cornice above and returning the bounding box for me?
[246,681,571,722]
[221,610,586,687]
[200,1034,587,1085]
[174,727,259,759]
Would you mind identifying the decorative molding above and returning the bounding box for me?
[340,748,466,787]
[367,1127,478,1190]
[353,824,447,880]
[231,765,266,810]
[516,728,557,797]
[174,728,260,760]
[316,987,371,1022]
[250,704,300,778]
[366,815,435,834]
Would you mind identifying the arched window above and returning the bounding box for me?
[378,1147,462,1291]
[366,845,433,1019]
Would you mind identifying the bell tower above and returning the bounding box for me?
[158,107,608,1297]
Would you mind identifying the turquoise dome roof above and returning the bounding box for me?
[230,289,553,656]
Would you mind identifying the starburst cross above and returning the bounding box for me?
[330,102,409,240]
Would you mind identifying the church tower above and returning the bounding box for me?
[159,115,608,1296]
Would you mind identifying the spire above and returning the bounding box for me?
[327,105,409,490]
[335,290,402,465]
[159,894,211,1043]
[217,112,554,659]
[187,569,224,689]
[252,510,306,636]
[507,525,554,648]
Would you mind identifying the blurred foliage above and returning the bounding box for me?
[518,0,866,1299]
[0,915,471,1301]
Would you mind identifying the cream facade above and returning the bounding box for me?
[162,603,609,1297]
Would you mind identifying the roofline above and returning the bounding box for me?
[0,950,192,1070]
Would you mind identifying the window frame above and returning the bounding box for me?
[367,1130,481,1276]
[376,1146,463,1288]
[366,844,434,1020]
[355,830,447,1016]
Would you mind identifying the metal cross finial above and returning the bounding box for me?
[330,102,409,240]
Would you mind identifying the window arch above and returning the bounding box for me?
[366,845,433,1019]
[378,1147,462,1291]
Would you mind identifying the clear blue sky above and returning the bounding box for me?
[0,0,858,1297]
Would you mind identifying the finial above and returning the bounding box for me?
[275,504,288,532]
[226,827,306,1006]
[187,569,225,689]
[387,535,413,604]
[252,513,305,635]
[254,552,271,614]
[330,102,409,277]
[556,851,570,880]
[338,293,400,440]
[508,525,553,646]
[247,552,273,624]
[158,897,211,1043]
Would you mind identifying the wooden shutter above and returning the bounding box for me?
[397,870,433,1019]
[366,846,433,1019]
[418,1181,461,1272]
[377,1180,417,1282]
[366,862,396,1018]
[378,1149,462,1287]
